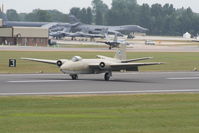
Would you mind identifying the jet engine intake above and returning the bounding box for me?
[99,62,105,69]
[56,60,63,67]
[99,62,110,70]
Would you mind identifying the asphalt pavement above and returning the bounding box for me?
[0,72,199,96]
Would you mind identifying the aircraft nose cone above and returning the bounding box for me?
[140,27,149,32]
[143,28,149,31]
[60,65,65,70]
[136,26,149,32]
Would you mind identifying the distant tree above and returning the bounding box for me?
[95,10,103,25]
[24,13,35,21]
[92,0,109,14]
[177,8,197,35]
[3,0,199,36]
[150,4,164,34]
[80,8,87,23]
[70,7,81,19]
[86,7,93,24]
[0,12,7,20]
[24,9,51,22]
[162,4,175,16]
[6,9,19,21]
[92,0,109,25]
[47,10,68,22]
[70,7,93,24]
[138,4,151,30]
[36,10,51,22]
[106,0,138,25]
[18,13,27,21]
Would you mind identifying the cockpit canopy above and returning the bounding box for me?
[71,56,82,62]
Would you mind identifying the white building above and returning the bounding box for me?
[183,32,191,39]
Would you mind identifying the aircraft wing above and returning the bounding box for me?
[111,62,164,71]
[121,57,153,63]
[97,55,115,60]
[97,55,153,62]
[41,22,58,28]
[111,62,163,68]
[21,58,57,65]
[89,62,164,71]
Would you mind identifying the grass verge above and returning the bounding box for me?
[0,94,199,133]
[0,51,199,73]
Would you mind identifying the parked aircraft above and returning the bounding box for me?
[69,15,148,36]
[21,44,163,81]
[50,31,105,40]
[64,32,104,39]
[98,34,129,50]
[2,14,148,40]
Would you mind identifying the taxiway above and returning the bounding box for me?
[0,72,199,96]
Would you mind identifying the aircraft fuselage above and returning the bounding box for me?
[60,59,118,74]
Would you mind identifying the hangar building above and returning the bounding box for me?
[0,19,49,46]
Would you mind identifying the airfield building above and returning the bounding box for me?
[0,19,49,46]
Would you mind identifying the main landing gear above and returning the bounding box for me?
[69,73,112,81]
[104,72,112,81]
[70,74,78,80]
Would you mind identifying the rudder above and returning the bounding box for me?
[114,43,126,60]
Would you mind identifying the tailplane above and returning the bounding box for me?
[113,33,118,42]
[114,43,126,60]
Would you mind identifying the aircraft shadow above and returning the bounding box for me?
[31,77,156,84]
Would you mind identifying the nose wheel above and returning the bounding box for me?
[70,74,78,80]
[104,72,112,81]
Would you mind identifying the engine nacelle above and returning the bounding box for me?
[99,62,110,70]
[56,60,63,67]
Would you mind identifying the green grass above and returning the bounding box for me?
[1,51,199,73]
[0,94,199,133]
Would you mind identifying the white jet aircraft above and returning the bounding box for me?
[21,44,163,81]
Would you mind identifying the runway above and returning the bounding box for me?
[0,72,199,96]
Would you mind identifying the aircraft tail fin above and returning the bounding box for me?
[105,33,109,41]
[114,43,126,60]
[113,33,118,42]
[68,14,80,24]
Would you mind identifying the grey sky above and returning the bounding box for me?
[1,0,199,13]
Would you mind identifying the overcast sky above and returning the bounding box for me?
[1,0,199,13]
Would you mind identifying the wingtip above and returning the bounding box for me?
[159,62,166,65]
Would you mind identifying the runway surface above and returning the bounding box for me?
[0,72,199,96]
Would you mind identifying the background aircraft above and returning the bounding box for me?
[21,43,163,81]
[98,34,129,50]
[69,15,148,36]
[2,14,148,40]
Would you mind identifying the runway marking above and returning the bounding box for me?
[0,72,197,77]
[0,74,63,77]
[8,80,75,83]
[168,77,199,80]
[1,89,199,96]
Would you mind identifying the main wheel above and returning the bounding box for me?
[104,73,110,81]
[71,74,78,80]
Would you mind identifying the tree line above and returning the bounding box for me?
[1,0,199,36]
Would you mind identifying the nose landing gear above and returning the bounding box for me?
[104,72,112,81]
[70,74,78,80]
